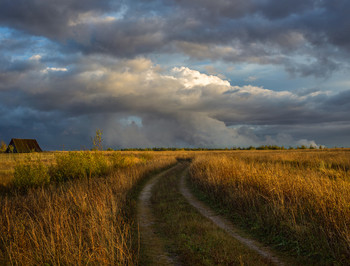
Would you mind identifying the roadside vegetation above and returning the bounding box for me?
[0,151,178,265]
[189,150,350,264]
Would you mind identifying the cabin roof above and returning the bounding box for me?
[7,138,43,153]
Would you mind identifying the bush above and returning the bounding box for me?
[13,159,50,188]
[51,151,109,182]
[0,140,7,153]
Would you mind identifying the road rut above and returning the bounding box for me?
[179,171,285,266]
[137,165,179,265]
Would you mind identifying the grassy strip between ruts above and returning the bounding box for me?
[150,161,272,266]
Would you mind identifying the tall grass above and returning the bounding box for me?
[0,152,178,265]
[52,151,110,182]
[189,151,350,264]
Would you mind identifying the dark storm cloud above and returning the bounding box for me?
[73,17,168,57]
[324,90,350,114]
[0,55,348,148]
[1,0,350,149]
[0,35,37,52]
[0,104,91,150]
[1,0,350,76]
[0,0,115,38]
[0,55,39,73]
[172,0,315,21]
[254,122,350,148]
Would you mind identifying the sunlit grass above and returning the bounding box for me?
[189,150,350,264]
[0,151,179,265]
[1,149,349,264]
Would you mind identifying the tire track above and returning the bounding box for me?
[137,164,180,266]
[179,170,285,266]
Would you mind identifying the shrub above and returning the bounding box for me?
[13,159,50,188]
[0,140,7,153]
[51,151,109,182]
[7,145,14,153]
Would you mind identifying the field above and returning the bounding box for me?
[0,149,349,265]
[190,149,350,264]
[0,151,180,264]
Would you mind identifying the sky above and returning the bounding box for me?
[0,0,350,150]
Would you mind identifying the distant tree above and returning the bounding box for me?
[92,129,103,151]
[0,140,7,153]
[8,145,14,153]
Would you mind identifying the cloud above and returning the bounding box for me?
[1,0,350,78]
[245,76,258,82]
[29,54,42,61]
[0,55,345,148]
[42,67,68,73]
[1,1,350,148]
[171,66,230,88]
[0,0,116,38]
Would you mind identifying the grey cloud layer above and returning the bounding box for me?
[1,0,350,76]
[0,55,348,148]
[1,0,350,149]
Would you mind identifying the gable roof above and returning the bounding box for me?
[6,138,43,153]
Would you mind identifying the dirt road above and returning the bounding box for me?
[137,165,180,265]
[179,171,284,266]
[137,163,284,265]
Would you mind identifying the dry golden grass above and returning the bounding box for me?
[0,152,56,186]
[0,151,179,265]
[189,150,350,264]
[3,149,349,264]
